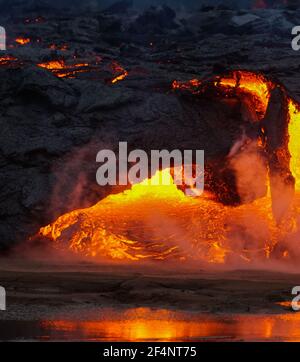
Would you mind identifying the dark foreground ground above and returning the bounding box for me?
[0,259,298,318]
[0,259,300,341]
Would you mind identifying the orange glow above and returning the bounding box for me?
[39,169,278,263]
[40,308,300,341]
[39,170,195,261]
[38,71,300,264]
[111,62,128,84]
[15,37,30,45]
[276,301,291,308]
[288,101,300,190]
[172,79,201,92]
[217,72,300,192]
[214,71,300,192]
[219,71,273,118]
[37,59,90,78]
[48,44,68,51]
[0,55,17,66]
[38,60,67,70]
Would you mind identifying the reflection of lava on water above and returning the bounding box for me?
[38,71,300,265]
[39,308,300,342]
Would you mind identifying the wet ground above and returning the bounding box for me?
[1,308,300,341]
[0,260,300,341]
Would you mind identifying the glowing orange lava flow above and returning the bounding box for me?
[172,79,201,92]
[15,37,30,45]
[218,71,273,117]
[218,71,300,191]
[111,62,128,84]
[37,60,90,78]
[38,71,300,264]
[0,55,17,66]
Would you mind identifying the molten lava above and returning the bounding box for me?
[15,37,31,45]
[38,70,300,264]
[110,62,128,84]
[0,55,18,66]
[37,59,90,78]
[172,79,202,92]
[218,71,273,118]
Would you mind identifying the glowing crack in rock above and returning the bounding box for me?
[37,59,91,78]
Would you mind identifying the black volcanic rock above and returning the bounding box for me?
[103,0,133,15]
[0,2,300,251]
[129,5,179,34]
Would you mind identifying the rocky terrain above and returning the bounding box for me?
[0,0,300,249]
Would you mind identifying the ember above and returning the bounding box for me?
[172,79,202,92]
[15,37,31,45]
